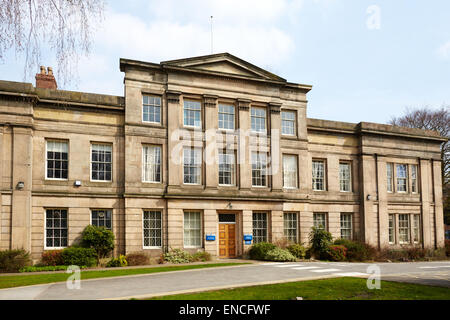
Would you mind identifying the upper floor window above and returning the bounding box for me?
[142,95,161,124]
[411,165,418,193]
[251,107,266,133]
[251,152,267,187]
[283,154,298,189]
[183,147,202,184]
[387,163,393,192]
[312,160,326,191]
[218,104,235,130]
[218,150,236,186]
[339,162,351,192]
[91,143,112,181]
[46,140,68,180]
[281,110,296,136]
[142,145,161,183]
[91,209,112,230]
[396,164,408,192]
[184,100,201,128]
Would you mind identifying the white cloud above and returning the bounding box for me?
[437,41,450,60]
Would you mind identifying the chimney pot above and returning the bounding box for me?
[47,67,53,76]
[40,66,46,75]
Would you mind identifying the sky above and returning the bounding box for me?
[0,0,449,124]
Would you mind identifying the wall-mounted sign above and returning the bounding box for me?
[243,234,253,241]
[205,234,216,241]
[244,240,252,245]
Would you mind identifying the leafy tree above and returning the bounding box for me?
[0,0,105,86]
[389,106,449,224]
[81,225,115,263]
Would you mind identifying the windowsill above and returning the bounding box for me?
[142,121,163,127]
[281,134,297,139]
[143,247,162,250]
[44,247,67,250]
[45,178,68,181]
[183,125,202,131]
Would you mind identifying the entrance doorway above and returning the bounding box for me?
[218,213,236,258]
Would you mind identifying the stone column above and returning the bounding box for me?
[238,99,251,190]
[11,127,33,251]
[376,156,389,248]
[269,103,282,192]
[420,159,432,248]
[327,155,339,192]
[204,95,218,189]
[432,160,445,248]
[360,154,377,246]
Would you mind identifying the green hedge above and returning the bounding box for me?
[248,242,276,260]
[61,247,97,267]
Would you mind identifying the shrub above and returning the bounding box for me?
[405,246,426,260]
[446,240,450,257]
[273,238,294,249]
[248,242,276,261]
[61,247,97,267]
[192,251,212,262]
[163,248,193,264]
[264,248,297,262]
[125,252,150,266]
[81,225,115,262]
[326,245,347,261]
[106,255,128,267]
[334,239,376,261]
[309,227,333,259]
[41,250,64,266]
[0,249,31,273]
[287,244,307,259]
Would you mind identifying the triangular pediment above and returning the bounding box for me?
[161,53,285,82]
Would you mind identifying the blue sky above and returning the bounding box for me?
[1,0,449,124]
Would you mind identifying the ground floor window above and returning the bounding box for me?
[389,214,395,244]
[91,209,112,230]
[184,211,202,248]
[283,212,297,243]
[398,214,410,244]
[413,214,420,243]
[340,213,352,240]
[143,210,162,248]
[253,212,268,243]
[389,213,421,245]
[313,213,327,230]
[45,209,68,248]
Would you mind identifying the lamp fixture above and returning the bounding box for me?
[16,181,24,190]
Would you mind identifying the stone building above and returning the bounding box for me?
[0,53,446,261]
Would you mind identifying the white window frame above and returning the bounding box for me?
[218,104,235,131]
[90,143,113,182]
[413,214,420,244]
[340,213,353,240]
[283,212,298,243]
[183,147,202,185]
[281,110,296,136]
[44,208,68,250]
[45,140,69,181]
[183,211,202,248]
[183,100,202,129]
[218,149,236,186]
[396,164,408,193]
[251,152,268,187]
[388,214,395,244]
[283,154,298,189]
[312,160,326,191]
[339,161,352,192]
[398,214,410,244]
[313,213,327,230]
[142,95,162,124]
[90,209,112,230]
[143,210,163,249]
[142,145,162,183]
[250,106,267,133]
[411,165,418,193]
[387,163,394,193]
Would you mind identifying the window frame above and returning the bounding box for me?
[142,94,162,125]
[251,151,268,187]
[388,214,396,244]
[45,139,69,181]
[339,161,352,192]
[183,147,202,185]
[412,214,420,244]
[44,208,68,250]
[312,159,326,191]
[183,99,202,129]
[183,211,202,248]
[387,162,394,193]
[340,213,353,240]
[313,212,327,231]
[250,106,267,134]
[142,144,162,183]
[283,212,298,243]
[396,164,408,193]
[90,142,113,182]
[281,110,296,136]
[143,210,163,249]
[398,214,410,244]
[283,154,298,189]
[218,149,236,186]
[411,164,418,194]
[252,212,268,243]
[90,209,112,231]
[218,104,236,131]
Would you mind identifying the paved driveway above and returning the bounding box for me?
[0,261,449,300]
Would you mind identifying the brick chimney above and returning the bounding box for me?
[35,66,57,90]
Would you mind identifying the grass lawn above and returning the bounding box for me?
[148,277,450,300]
[0,263,247,289]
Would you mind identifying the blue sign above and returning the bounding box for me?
[243,234,253,241]
[205,234,215,241]
[244,240,252,245]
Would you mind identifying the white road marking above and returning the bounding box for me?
[310,268,341,273]
[291,266,321,270]
[274,264,303,268]
[333,272,369,277]
[419,266,450,269]
[260,262,284,265]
